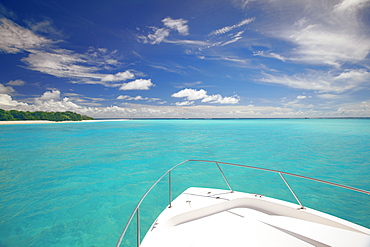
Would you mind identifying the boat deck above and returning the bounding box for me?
[141,187,370,247]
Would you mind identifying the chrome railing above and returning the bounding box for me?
[116,159,370,247]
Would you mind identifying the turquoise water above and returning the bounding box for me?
[0,119,369,246]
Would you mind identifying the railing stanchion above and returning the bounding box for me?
[279,173,304,209]
[216,162,233,192]
[136,208,140,247]
[169,171,172,208]
[116,159,370,246]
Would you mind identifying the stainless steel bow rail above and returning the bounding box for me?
[116,159,370,247]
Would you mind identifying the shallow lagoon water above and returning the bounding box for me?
[0,119,369,246]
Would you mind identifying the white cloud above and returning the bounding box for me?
[0,17,128,87]
[32,90,79,111]
[116,95,161,102]
[334,0,370,13]
[34,96,80,111]
[37,90,61,101]
[22,49,132,87]
[164,39,209,46]
[209,18,255,36]
[287,24,370,66]
[197,55,250,65]
[201,94,222,103]
[1,90,369,118]
[172,88,240,104]
[337,101,370,116]
[261,69,370,93]
[201,21,253,50]
[6,79,25,86]
[162,17,189,35]
[283,101,315,109]
[220,31,244,46]
[101,70,135,82]
[141,17,190,44]
[172,88,208,100]
[27,20,63,38]
[202,94,240,104]
[260,0,370,66]
[175,101,194,106]
[62,93,105,106]
[297,95,306,99]
[86,47,120,66]
[147,27,171,44]
[0,90,79,112]
[29,90,81,112]
[213,96,240,104]
[253,51,287,62]
[174,81,202,89]
[117,95,133,100]
[22,50,100,79]
[0,18,53,53]
[0,83,15,94]
[0,93,27,107]
[317,94,342,99]
[119,79,154,90]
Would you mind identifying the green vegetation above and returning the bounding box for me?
[0,109,94,122]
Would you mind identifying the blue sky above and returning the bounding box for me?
[0,0,369,118]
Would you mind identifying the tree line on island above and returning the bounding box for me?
[0,109,94,122]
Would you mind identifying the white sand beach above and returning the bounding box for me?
[0,119,129,125]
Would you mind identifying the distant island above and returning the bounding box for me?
[0,109,94,122]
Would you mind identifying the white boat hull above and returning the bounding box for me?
[141,187,370,247]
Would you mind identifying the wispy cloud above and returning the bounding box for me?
[220,31,244,46]
[0,17,144,88]
[163,39,209,46]
[117,95,161,102]
[22,50,100,79]
[337,101,370,116]
[286,24,370,66]
[209,18,255,36]
[198,55,251,67]
[316,94,342,99]
[140,17,190,45]
[333,0,370,15]
[202,19,255,50]
[63,93,106,106]
[173,81,202,89]
[257,0,370,66]
[0,3,17,19]
[22,48,131,86]
[140,16,252,54]
[253,50,287,62]
[28,20,63,37]
[261,69,370,93]
[145,27,170,44]
[6,79,25,86]
[0,18,54,53]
